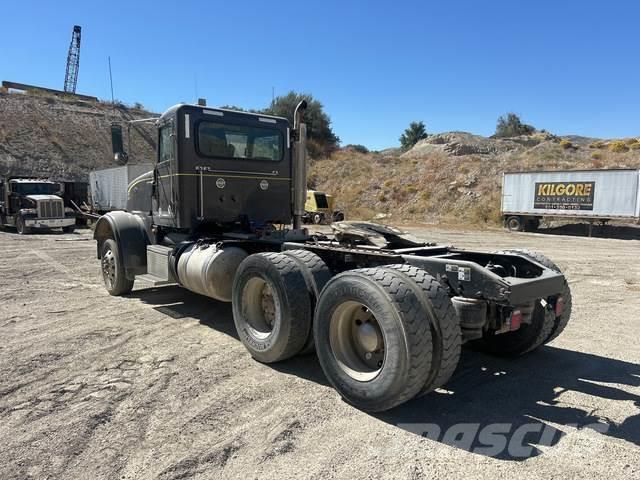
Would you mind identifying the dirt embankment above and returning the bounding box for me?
[0,93,157,181]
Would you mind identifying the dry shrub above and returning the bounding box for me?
[609,141,629,153]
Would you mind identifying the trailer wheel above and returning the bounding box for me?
[15,215,31,235]
[505,216,523,232]
[382,265,461,394]
[314,268,433,412]
[497,249,572,344]
[282,250,332,354]
[232,253,312,363]
[100,239,134,296]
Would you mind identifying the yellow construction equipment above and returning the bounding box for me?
[303,189,344,224]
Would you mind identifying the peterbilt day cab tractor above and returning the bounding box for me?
[94,102,572,412]
[0,177,76,234]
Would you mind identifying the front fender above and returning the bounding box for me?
[94,211,151,280]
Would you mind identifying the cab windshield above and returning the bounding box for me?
[12,182,59,195]
[197,121,283,161]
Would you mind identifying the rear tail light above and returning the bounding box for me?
[555,296,565,316]
[510,310,523,331]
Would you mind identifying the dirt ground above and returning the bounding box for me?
[1,225,639,479]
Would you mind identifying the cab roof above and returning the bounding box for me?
[160,103,289,125]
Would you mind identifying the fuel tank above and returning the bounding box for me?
[176,243,248,302]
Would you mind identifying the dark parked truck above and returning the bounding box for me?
[94,103,572,412]
[0,177,76,234]
[502,169,640,231]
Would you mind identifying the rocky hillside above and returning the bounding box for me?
[310,132,640,225]
[0,92,156,181]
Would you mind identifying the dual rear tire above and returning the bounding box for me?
[232,254,461,412]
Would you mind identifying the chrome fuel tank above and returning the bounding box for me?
[176,243,248,302]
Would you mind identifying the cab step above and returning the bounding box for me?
[136,273,176,287]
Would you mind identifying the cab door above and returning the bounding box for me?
[153,121,177,227]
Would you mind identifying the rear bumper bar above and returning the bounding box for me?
[402,254,565,305]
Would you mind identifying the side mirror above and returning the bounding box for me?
[111,123,129,164]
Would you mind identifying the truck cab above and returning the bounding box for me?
[0,177,76,234]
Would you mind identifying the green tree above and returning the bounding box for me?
[262,91,340,157]
[345,144,369,154]
[399,121,428,151]
[495,112,535,137]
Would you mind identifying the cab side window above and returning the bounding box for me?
[159,125,173,163]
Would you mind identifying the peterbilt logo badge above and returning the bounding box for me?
[216,178,226,189]
[260,180,269,190]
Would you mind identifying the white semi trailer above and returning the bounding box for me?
[501,169,640,232]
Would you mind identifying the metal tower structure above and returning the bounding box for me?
[63,25,82,93]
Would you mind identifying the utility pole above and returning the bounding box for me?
[108,57,115,104]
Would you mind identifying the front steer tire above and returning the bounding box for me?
[100,239,134,296]
[232,253,312,363]
[16,215,31,235]
[314,268,433,412]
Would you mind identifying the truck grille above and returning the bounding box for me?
[38,200,64,218]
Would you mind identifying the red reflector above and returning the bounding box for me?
[555,296,565,316]
[510,310,523,331]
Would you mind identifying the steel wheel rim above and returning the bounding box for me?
[101,249,116,289]
[329,301,385,381]
[242,276,280,339]
[508,218,520,230]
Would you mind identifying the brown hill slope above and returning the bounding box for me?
[0,92,156,181]
[310,133,640,225]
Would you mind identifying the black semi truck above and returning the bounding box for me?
[94,102,572,412]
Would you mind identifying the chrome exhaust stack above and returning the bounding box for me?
[292,100,308,231]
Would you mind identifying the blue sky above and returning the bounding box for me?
[1,0,639,149]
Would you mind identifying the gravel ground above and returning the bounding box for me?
[0,226,639,479]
